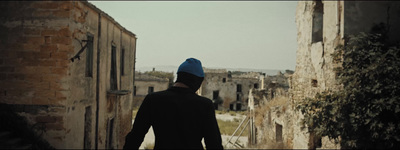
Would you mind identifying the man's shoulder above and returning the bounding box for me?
[195,95,213,104]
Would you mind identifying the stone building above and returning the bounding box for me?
[0,1,136,149]
[290,1,400,149]
[132,71,170,107]
[199,68,289,111]
[248,71,293,148]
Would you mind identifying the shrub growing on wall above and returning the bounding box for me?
[297,31,400,149]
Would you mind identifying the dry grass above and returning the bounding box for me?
[254,96,289,127]
[217,118,249,136]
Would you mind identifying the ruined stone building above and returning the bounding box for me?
[199,68,260,111]
[251,1,400,149]
[0,1,137,149]
[132,71,170,108]
[199,68,292,111]
[288,1,400,149]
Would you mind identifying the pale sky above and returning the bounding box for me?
[90,1,298,71]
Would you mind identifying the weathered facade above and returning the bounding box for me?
[199,68,261,111]
[132,71,169,107]
[199,68,292,111]
[290,1,400,149]
[0,1,136,149]
[249,71,293,148]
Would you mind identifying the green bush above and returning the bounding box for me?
[297,31,400,149]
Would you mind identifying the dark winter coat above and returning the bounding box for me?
[123,86,223,149]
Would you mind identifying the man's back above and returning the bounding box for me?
[124,87,223,149]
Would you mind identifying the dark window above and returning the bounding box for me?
[236,93,241,101]
[110,45,117,90]
[222,78,226,83]
[254,83,259,89]
[133,86,137,96]
[276,123,283,142]
[312,0,324,43]
[86,34,94,77]
[120,48,125,76]
[106,118,114,149]
[237,84,242,92]
[213,90,219,100]
[312,79,318,87]
[84,106,92,149]
[148,86,154,94]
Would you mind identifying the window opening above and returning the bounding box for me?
[86,34,94,77]
[213,90,219,100]
[312,79,318,87]
[84,106,92,149]
[237,84,242,93]
[133,86,137,96]
[276,123,283,142]
[254,83,259,89]
[110,45,117,90]
[106,118,114,149]
[120,48,125,76]
[312,0,324,43]
[148,86,154,94]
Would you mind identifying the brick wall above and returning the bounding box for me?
[0,1,74,148]
[0,1,71,106]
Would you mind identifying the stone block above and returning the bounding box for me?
[32,97,50,105]
[52,10,70,18]
[43,74,63,83]
[56,60,70,67]
[45,36,52,44]
[24,36,45,45]
[51,51,69,60]
[51,67,67,75]
[49,97,66,105]
[58,27,71,37]
[59,2,71,11]
[38,59,57,67]
[36,115,63,123]
[22,43,41,52]
[45,123,65,131]
[52,37,71,45]
[32,1,59,10]
[34,90,55,98]
[24,28,41,36]
[58,44,73,52]
[40,44,57,52]
[42,29,58,36]
[32,11,51,18]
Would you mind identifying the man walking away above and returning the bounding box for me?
[123,58,223,149]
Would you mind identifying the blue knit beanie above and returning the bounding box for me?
[177,58,204,77]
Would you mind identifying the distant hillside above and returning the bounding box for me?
[137,65,288,76]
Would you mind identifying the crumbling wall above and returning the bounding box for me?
[0,1,136,149]
[291,1,343,149]
[291,1,400,149]
[0,1,73,148]
[200,69,261,111]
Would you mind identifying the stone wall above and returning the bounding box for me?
[200,68,260,111]
[290,1,400,149]
[0,1,136,149]
[133,72,169,107]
